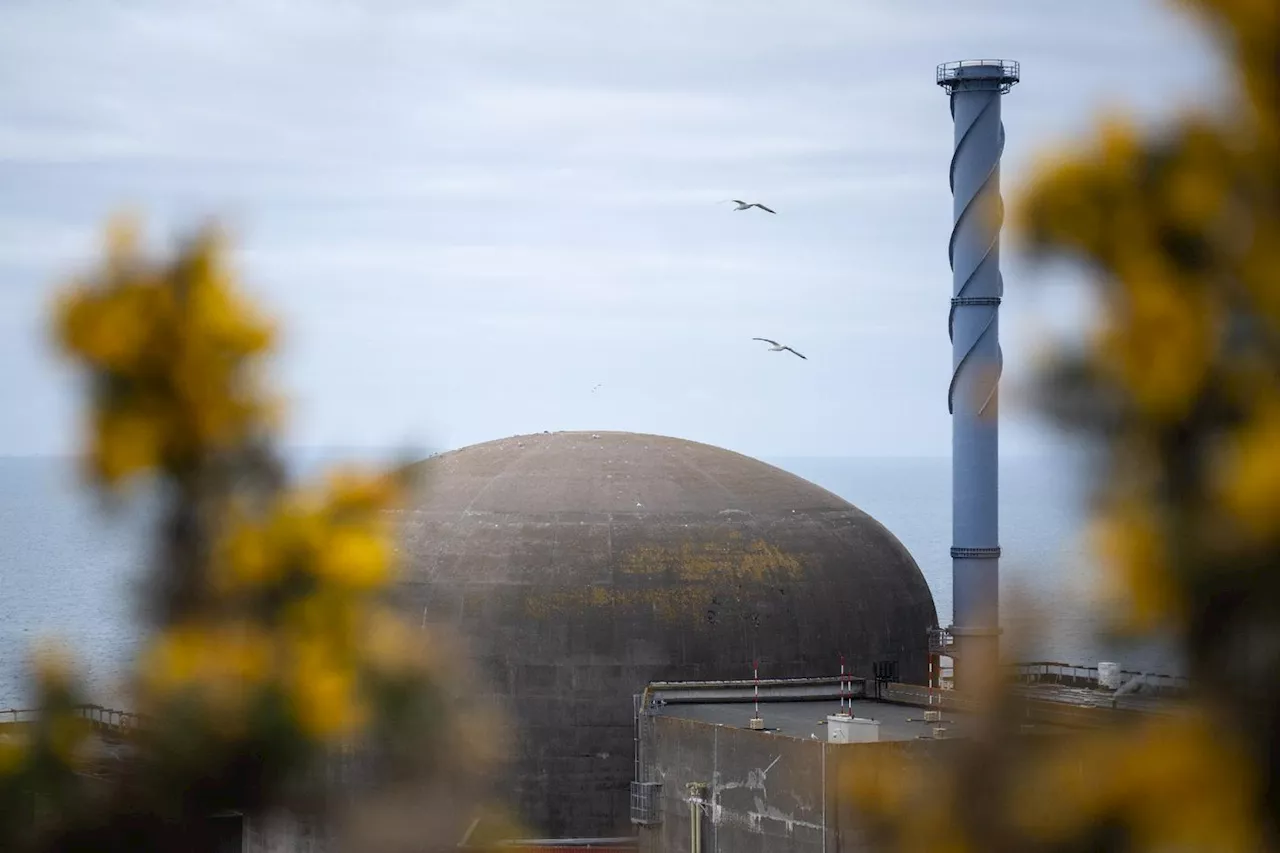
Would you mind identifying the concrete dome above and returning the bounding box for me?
[394,431,937,837]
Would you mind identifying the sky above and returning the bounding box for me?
[0,0,1228,460]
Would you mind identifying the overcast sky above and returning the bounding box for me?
[0,0,1226,459]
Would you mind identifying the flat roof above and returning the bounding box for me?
[1015,682,1183,716]
[653,698,984,743]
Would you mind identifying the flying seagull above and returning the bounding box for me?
[753,337,806,360]
[591,383,603,393]
[721,199,776,214]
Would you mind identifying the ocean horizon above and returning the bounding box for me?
[0,449,1180,708]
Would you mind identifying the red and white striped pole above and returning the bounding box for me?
[834,653,844,712]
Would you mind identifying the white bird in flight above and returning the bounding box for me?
[721,199,776,214]
[753,338,807,360]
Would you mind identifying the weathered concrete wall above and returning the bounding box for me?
[242,811,332,853]
[395,431,939,838]
[639,716,956,853]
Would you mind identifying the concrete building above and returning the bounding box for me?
[394,431,938,838]
[2,661,1185,852]
[630,672,1184,853]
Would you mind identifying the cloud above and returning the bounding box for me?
[0,0,1227,457]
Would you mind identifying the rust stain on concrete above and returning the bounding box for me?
[524,538,808,621]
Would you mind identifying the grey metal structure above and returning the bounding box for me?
[936,59,1020,686]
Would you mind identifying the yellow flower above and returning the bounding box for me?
[844,749,919,819]
[326,468,403,515]
[187,248,274,358]
[1096,113,1141,181]
[1089,501,1181,632]
[1116,714,1260,851]
[216,520,278,591]
[204,629,273,735]
[52,216,281,486]
[316,523,392,589]
[283,590,363,661]
[0,733,28,777]
[138,623,273,738]
[45,714,91,766]
[54,283,154,372]
[1161,120,1231,233]
[1239,219,1280,331]
[360,607,425,677]
[142,625,252,690]
[1012,734,1117,839]
[1095,256,1216,421]
[1217,393,1280,539]
[138,626,206,697]
[1006,710,1265,850]
[272,497,326,549]
[1015,155,1104,253]
[90,404,165,484]
[287,639,368,741]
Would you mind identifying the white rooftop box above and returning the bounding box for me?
[826,714,880,743]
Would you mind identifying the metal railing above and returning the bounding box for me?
[478,842,638,851]
[644,676,866,707]
[0,704,147,732]
[928,627,956,655]
[936,59,1021,93]
[1009,661,1190,696]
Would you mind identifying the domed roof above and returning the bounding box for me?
[394,431,937,837]
[411,429,875,515]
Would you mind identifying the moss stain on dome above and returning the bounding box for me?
[616,538,806,582]
[526,538,808,621]
[524,584,714,623]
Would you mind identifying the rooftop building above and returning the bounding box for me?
[630,672,1186,853]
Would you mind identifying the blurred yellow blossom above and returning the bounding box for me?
[1089,500,1182,632]
[1239,218,1280,331]
[1016,154,1105,255]
[216,515,279,591]
[44,716,90,767]
[0,736,27,777]
[1096,114,1141,177]
[361,608,428,678]
[1161,119,1233,233]
[52,217,276,487]
[317,524,393,589]
[1016,115,1145,263]
[1094,258,1217,422]
[287,639,368,741]
[6,210,490,851]
[54,280,163,373]
[211,467,402,593]
[282,590,361,653]
[325,467,404,515]
[90,404,165,483]
[844,749,919,820]
[1217,393,1280,539]
[1012,714,1260,851]
[139,623,271,702]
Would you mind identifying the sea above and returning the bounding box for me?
[0,451,1181,709]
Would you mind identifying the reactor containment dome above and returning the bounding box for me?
[394,431,938,838]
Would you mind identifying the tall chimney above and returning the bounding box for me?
[936,59,1020,689]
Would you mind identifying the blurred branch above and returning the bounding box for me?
[1,217,504,853]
